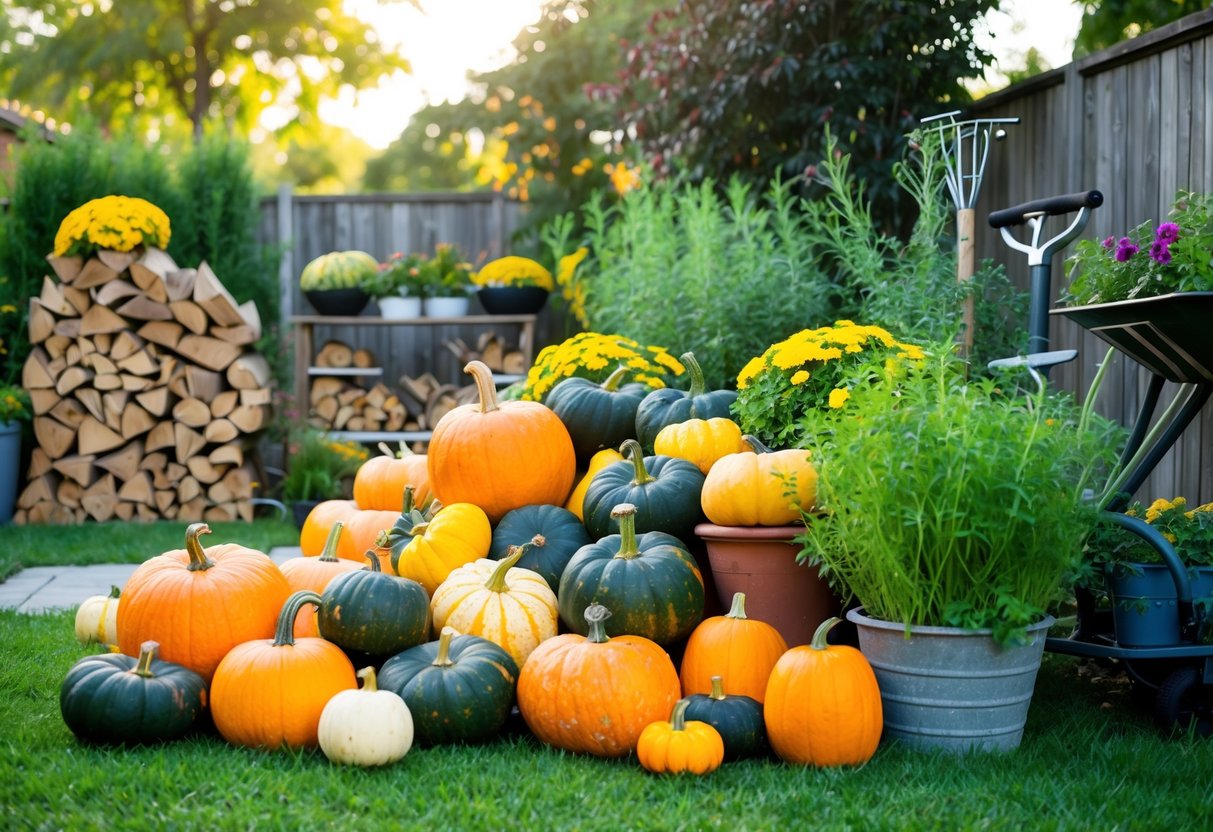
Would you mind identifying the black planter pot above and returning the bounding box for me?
[477,286,549,315]
[305,288,370,316]
[291,499,322,528]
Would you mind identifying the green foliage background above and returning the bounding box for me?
[0,124,278,384]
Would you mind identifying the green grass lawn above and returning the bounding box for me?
[0,519,300,580]
[4,609,1211,830]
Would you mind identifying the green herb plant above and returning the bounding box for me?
[279,429,368,503]
[798,345,1123,645]
[364,252,428,299]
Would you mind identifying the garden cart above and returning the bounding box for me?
[988,190,1213,736]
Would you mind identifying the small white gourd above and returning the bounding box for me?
[318,666,414,766]
[74,586,121,648]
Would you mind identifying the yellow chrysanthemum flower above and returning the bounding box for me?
[472,255,554,290]
[53,195,171,257]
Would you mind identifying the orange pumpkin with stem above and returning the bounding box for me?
[210,590,358,749]
[277,521,364,637]
[679,591,788,702]
[764,616,882,766]
[353,442,432,511]
[117,523,291,683]
[637,698,726,775]
[299,499,358,555]
[428,360,576,522]
[336,507,399,572]
[517,603,680,757]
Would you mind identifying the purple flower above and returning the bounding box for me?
[1155,222,1180,244]
[1101,236,1115,250]
[1150,240,1172,265]
[1114,238,1140,262]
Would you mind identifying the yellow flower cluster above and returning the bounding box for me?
[326,439,370,464]
[555,247,590,327]
[521,331,685,402]
[737,320,926,408]
[53,195,172,257]
[472,256,555,290]
[0,385,31,423]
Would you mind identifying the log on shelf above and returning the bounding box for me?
[17,248,275,525]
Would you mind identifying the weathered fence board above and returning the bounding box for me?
[972,9,1213,504]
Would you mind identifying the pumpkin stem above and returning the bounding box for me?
[669,698,691,732]
[680,352,705,398]
[275,590,323,647]
[709,675,726,701]
[486,545,528,592]
[363,550,383,572]
[107,585,121,599]
[601,365,630,392]
[133,641,159,678]
[584,604,613,643]
[726,592,749,620]
[433,626,458,667]
[619,439,655,486]
[320,521,344,562]
[741,435,773,454]
[811,617,842,650]
[409,520,430,538]
[464,360,499,414]
[357,666,379,692]
[611,503,641,559]
[183,523,215,572]
[530,533,547,548]
[402,484,417,514]
[374,528,390,549]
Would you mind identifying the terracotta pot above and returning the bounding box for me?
[695,522,839,647]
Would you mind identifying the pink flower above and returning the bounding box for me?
[1114,238,1139,262]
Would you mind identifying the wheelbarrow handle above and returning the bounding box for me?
[988,190,1103,228]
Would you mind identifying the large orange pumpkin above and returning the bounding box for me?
[700,436,817,526]
[210,590,358,749]
[517,604,680,757]
[277,521,365,637]
[336,507,399,572]
[353,444,432,511]
[764,617,882,766]
[679,591,788,702]
[116,523,291,682]
[299,499,358,555]
[428,360,576,522]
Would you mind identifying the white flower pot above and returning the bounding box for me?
[426,296,470,318]
[377,295,423,319]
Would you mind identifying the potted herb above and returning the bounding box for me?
[422,243,476,318]
[1082,497,1213,647]
[279,429,368,526]
[471,255,555,315]
[798,347,1120,752]
[365,252,427,319]
[0,384,31,524]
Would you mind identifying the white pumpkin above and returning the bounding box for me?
[74,586,121,648]
[429,545,558,668]
[318,667,413,767]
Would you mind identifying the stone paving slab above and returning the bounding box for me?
[0,547,303,614]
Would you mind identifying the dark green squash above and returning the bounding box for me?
[385,486,439,574]
[376,626,520,745]
[546,365,650,464]
[60,640,207,745]
[318,551,431,658]
[558,503,704,646]
[683,675,767,760]
[489,503,593,593]
[634,352,738,453]
[582,439,705,541]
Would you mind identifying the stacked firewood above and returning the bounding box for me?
[308,341,408,433]
[16,249,270,524]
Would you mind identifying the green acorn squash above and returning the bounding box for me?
[634,352,737,453]
[376,627,520,745]
[488,503,593,593]
[546,366,650,464]
[318,551,431,658]
[582,439,705,541]
[683,675,767,760]
[558,503,704,646]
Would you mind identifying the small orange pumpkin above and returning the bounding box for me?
[277,521,364,637]
[210,590,358,749]
[428,360,576,522]
[700,435,817,526]
[299,499,359,555]
[654,417,749,475]
[117,523,291,683]
[637,698,725,775]
[679,591,788,702]
[353,443,432,511]
[764,617,882,766]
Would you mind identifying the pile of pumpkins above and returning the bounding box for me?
[63,354,882,774]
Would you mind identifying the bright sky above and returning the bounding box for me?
[324,0,1086,150]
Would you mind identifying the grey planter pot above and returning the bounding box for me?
[847,607,1053,753]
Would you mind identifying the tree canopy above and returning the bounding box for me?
[1074,0,1210,56]
[0,0,411,139]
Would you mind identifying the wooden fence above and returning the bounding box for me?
[970,9,1213,505]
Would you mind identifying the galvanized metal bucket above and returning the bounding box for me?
[847,607,1053,753]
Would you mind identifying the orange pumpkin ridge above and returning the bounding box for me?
[278,521,364,638]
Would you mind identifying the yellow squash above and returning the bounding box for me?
[393,502,492,595]
[654,417,749,475]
